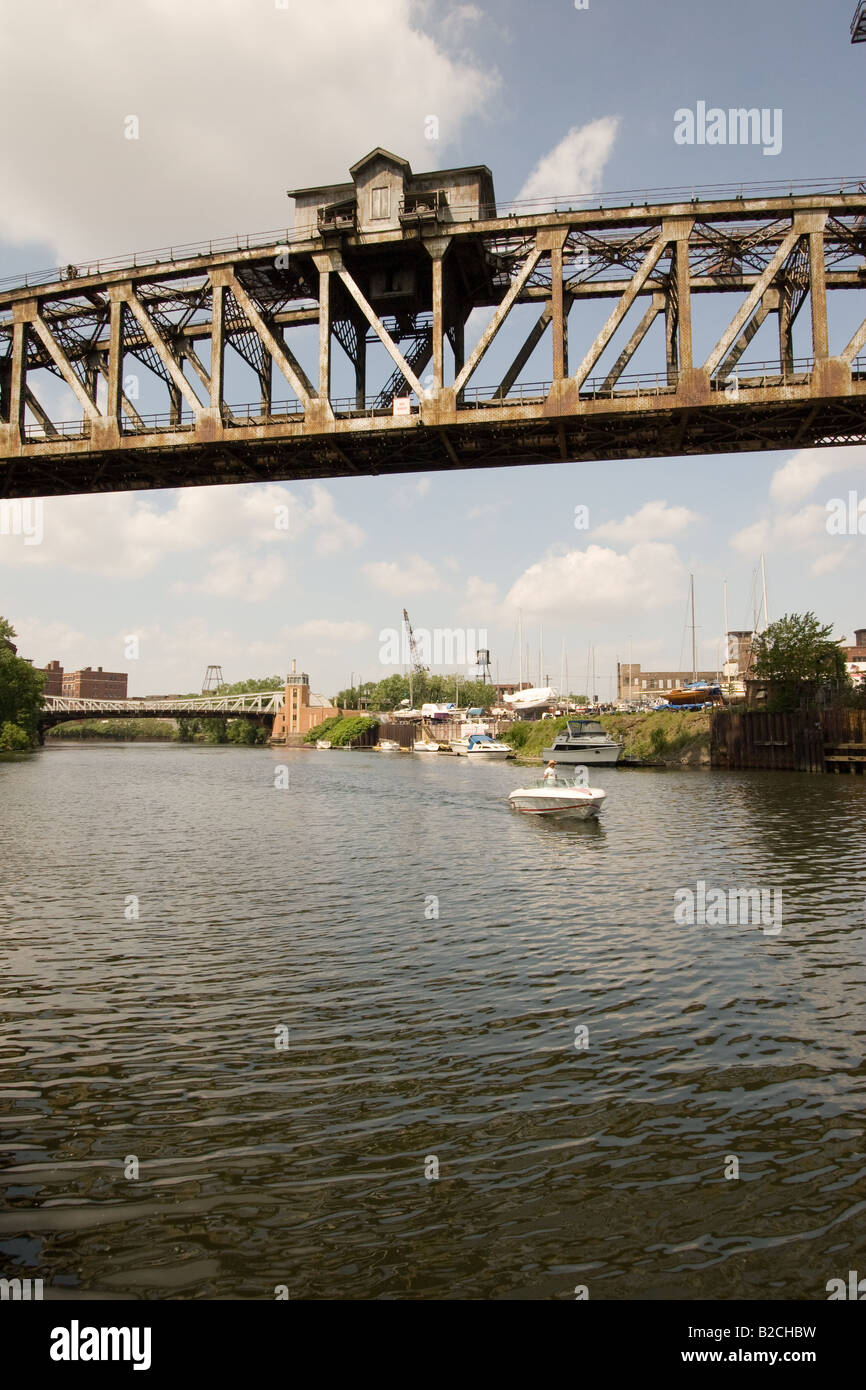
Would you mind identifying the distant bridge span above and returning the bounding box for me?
[2,160,866,499]
[40,691,284,731]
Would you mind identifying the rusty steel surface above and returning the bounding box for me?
[2,159,866,498]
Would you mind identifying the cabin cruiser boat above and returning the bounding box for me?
[508,773,606,819]
[465,733,513,761]
[450,723,490,755]
[414,738,440,753]
[378,739,400,751]
[315,739,332,749]
[542,719,623,766]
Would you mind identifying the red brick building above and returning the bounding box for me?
[841,627,866,686]
[60,665,128,699]
[40,659,64,695]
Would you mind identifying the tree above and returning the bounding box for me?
[752,612,847,707]
[0,617,45,748]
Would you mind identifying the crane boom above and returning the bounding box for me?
[402,608,428,675]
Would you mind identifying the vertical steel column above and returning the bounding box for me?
[808,226,829,363]
[106,295,124,424]
[426,237,451,393]
[210,279,225,415]
[674,233,693,373]
[778,278,794,377]
[354,313,366,409]
[318,261,331,404]
[6,314,28,439]
[551,243,567,380]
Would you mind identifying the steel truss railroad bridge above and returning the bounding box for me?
[1,150,865,499]
[40,690,284,733]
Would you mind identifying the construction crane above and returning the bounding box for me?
[403,607,428,708]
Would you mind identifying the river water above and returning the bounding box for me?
[1,743,864,1300]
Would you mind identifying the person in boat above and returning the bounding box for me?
[543,760,557,783]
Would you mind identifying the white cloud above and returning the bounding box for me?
[516,118,620,205]
[175,548,287,602]
[594,500,700,544]
[0,482,361,578]
[730,504,827,555]
[0,0,499,260]
[289,619,372,643]
[300,486,365,555]
[461,575,498,617]
[11,616,89,669]
[769,445,866,507]
[503,542,685,619]
[362,554,443,595]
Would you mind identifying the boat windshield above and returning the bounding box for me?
[565,720,604,735]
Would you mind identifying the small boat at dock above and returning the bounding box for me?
[543,719,622,766]
[315,739,332,749]
[465,733,513,761]
[378,739,400,751]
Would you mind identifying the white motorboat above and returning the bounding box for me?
[465,733,513,761]
[542,719,623,766]
[508,773,606,819]
[378,739,400,751]
[414,739,440,753]
[315,739,332,749]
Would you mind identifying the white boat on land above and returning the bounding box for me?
[542,719,623,766]
[378,739,400,751]
[508,773,606,819]
[315,739,332,749]
[465,733,513,761]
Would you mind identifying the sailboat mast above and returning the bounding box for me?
[723,579,729,666]
[761,552,769,631]
[690,574,697,680]
[518,610,523,690]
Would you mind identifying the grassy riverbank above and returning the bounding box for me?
[504,710,711,767]
[46,719,178,741]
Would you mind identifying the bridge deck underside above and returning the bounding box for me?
[6,394,866,497]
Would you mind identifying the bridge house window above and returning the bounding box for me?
[371,185,390,220]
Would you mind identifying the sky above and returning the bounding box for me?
[1,0,865,700]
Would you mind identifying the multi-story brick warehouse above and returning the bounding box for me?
[40,659,63,695]
[60,666,128,699]
[617,662,719,702]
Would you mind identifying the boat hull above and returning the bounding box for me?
[542,744,621,764]
[508,788,606,818]
[466,748,511,761]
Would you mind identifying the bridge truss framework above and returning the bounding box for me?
[2,182,866,498]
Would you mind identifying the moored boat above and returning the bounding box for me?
[315,739,332,749]
[465,733,513,761]
[378,739,400,751]
[542,719,623,765]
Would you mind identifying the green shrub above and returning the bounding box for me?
[0,720,31,751]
